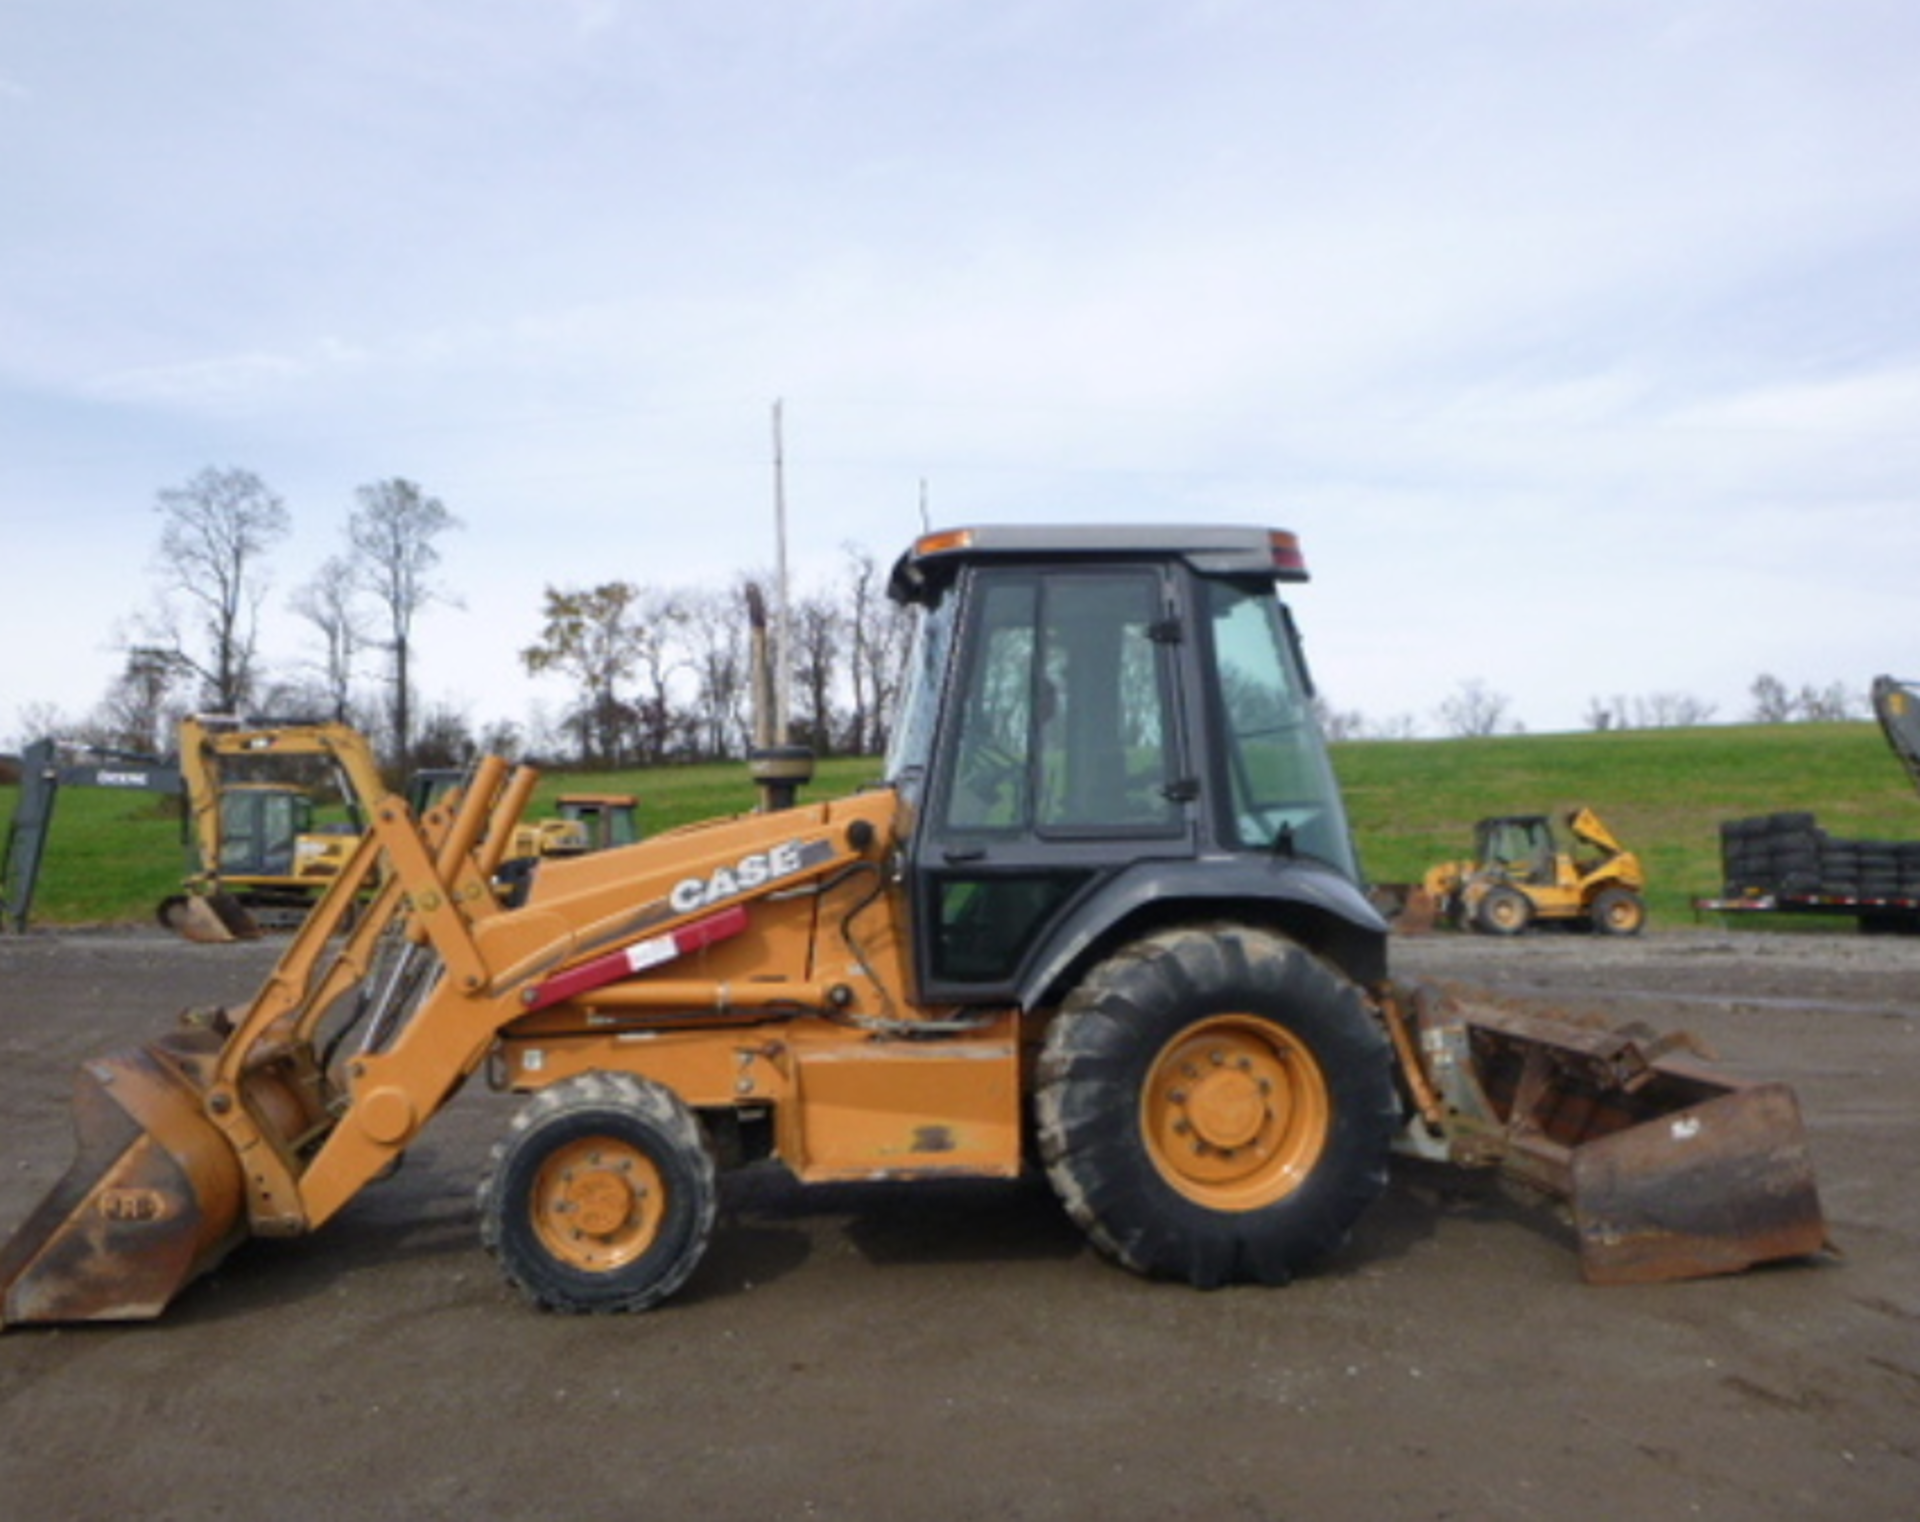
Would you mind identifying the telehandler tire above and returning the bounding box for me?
[1588,886,1645,936]
[1474,884,1533,936]
[1035,925,1397,1290]
[478,1071,717,1314]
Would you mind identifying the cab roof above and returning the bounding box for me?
[888,524,1307,605]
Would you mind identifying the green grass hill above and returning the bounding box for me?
[4,726,1913,930]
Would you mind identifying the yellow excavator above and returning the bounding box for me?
[1423,807,1647,936]
[0,527,1825,1325]
[160,716,388,942]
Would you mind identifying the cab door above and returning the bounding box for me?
[908,563,1190,1003]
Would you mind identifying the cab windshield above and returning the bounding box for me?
[1201,580,1358,879]
[883,592,954,812]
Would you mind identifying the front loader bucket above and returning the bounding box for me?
[0,1031,247,1325]
[1396,992,1829,1285]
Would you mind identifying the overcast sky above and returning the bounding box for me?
[4,0,1916,746]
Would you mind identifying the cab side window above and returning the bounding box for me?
[938,569,1176,838]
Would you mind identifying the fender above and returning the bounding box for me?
[1015,855,1389,1012]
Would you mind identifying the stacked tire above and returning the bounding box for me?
[1721,814,1920,902]
[1719,813,1821,897]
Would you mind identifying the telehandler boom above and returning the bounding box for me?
[0,526,1827,1324]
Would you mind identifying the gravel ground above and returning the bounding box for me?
[0,925,1916,1521]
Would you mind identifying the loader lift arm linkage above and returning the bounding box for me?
[0,525,1830,1326]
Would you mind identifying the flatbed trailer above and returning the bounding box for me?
[1696,676,1920,936]
[1693,888,1920,934]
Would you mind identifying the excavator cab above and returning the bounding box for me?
[0,527,1826,1326]
[215,784,314,878]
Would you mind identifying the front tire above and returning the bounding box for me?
[1035,925,1397,1289]
[478,1072,716,1313]
[1588,886,1645,936]
[1474,884,1533,936]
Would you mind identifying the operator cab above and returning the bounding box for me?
[217,784,314,877]
[885,525,1376,1005]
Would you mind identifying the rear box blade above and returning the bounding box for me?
[1571,1082,1828,1285]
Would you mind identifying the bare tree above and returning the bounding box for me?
[622,586,691,764]
[789,588,843,754]
[94,646,190,753]
[290,555,368,725]
[1632,692,1718,728]
[1796,681,1857,722]
[1312,696,1370,742]
[1748,673,1795,723]
[683,585,752,761]
[1583,695,1629,732]
[521,581,651,767]
[7,700,72,754]
[842,543,915,757]
[1436,679,1516,738]
[348,478,460,771]
[150,466,290,711]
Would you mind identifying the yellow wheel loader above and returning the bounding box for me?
[1423,807,1647,936]
[0,527,1826,1325]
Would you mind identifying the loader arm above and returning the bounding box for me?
[211,758,901,1233]
[2,756,906,1321]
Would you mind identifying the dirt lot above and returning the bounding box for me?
[1,925,1916,1521]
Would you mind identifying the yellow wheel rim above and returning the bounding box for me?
[1486,894,1526,931]
[1602,897,1642,932]
[1141,1015,1331,1211]
[531,1136,666,1272]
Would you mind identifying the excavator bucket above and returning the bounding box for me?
[1395,991,1829,1284]
[157,891,261,944]
[0,1030,247,1325]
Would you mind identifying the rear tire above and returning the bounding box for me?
[1035,925,1397,1289]
[478,1072,716,1313]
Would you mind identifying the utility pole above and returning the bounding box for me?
[749,401,813,811]
[771,399,792,745]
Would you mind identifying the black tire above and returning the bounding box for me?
[477,1071,716,1314]
[1034,925,1397,1289]
[1474,884,1533,936]
[1588,886,1645,936]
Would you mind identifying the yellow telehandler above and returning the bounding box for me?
[0,527,1825,1325]
[1423,807,1647,936]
